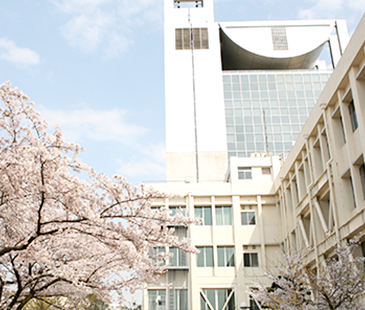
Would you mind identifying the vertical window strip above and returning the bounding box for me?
[350,176,357,208]
[360,163,365,200]
[340,115,346,143]
[349,100,358,132]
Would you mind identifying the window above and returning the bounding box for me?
[349,100,358,132]
[340,116,346,143]
[169,247,187,267]
[169,206,186,217]
[350,176,357,208]
[197,247,214,267]
[262,167,271,174]
[250,296,268,310]
[148,290,166,310]
[201,289,235,310]
[215,206,232,225]
[238,167,252,179]
[241,212,256,225]
[195,206,212,225]
[150,247,166,263]
[244,253,259,267]
[360,163,365,199]
[217,246,235,267]
[169,289,188,310]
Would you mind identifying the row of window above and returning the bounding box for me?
[148,289,188,310]
[152,205,256,226]
[195,206,256,226]
[225,98,316,108]
[222,72,331,84]
[196,246,259,268]
[151,246,258,268]
[148,288,236,310]
[237,167,271,180]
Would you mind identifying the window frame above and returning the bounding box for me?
[148,289,166,310]
[238,167,252,180]
[241,211,256,225]
[169,247,188,267]
[195,206,212,225]
[360,163,365,200]
[196,246,214,267]
[217,246,235,267]
[215,206,233,225]
[244,253,259,267]
[348,100,358,132]
[201,289,235,310]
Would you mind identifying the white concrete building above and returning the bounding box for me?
[164,0,349,183]
[143,1,365,310]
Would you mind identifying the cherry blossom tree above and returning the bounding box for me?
[0,82,197,310]
[249,238,365,310]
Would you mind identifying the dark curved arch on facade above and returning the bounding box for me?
[220,26,327,71]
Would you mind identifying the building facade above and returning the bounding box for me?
[274,11,365,279]
[164,0,348,182]
[142,1,365,310]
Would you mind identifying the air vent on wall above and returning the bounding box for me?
[271,27,289,50]
[175,28,209,50]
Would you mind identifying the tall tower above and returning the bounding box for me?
[164,0,228,182]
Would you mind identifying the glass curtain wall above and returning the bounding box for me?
[223,70,332,158]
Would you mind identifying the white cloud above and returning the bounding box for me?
[50,0,162,57]
[60,10,115,53]
[38,105,148,144]
[298,0,342,19]
[0,38,40,67]
[297,0,365,20]
[117,156,165,180]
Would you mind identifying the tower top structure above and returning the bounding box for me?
[164,0,215,25]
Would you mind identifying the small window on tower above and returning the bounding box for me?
[174,0,203,8]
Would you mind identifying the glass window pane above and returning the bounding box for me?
[217,289,226,310]
[227,247,235,266]
[244,253,250,266]
[241,212,248,225]
[216,207,223,225]
[206,290,216,310]
[197,247,204,267]
[206,247,214,267]
[252,253,259,267]
[204,207,212,225]
[217,247,225,267]
[249,212,256,225]
[195,207,202,225]
[169,247,177,266]
[224,207,232,225]
[179,290,188,310]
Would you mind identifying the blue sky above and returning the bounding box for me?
[1,0,364,186]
